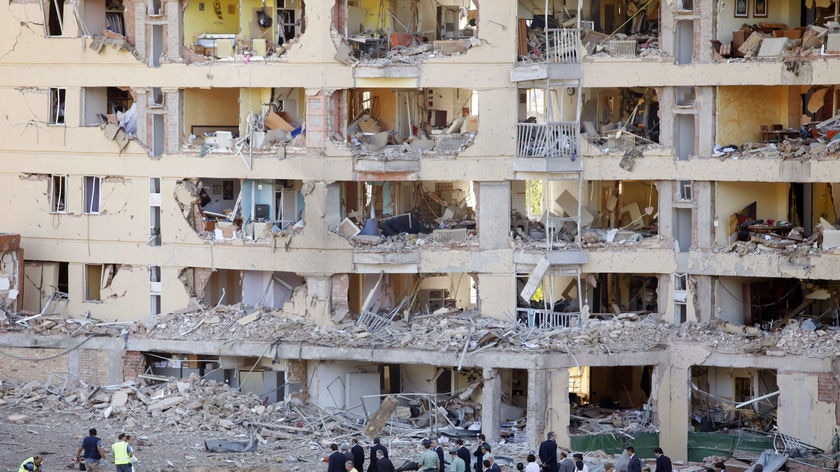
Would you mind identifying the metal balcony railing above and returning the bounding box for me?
[516,122,579,159]
[545,28,581,64]
[517,308,581,329]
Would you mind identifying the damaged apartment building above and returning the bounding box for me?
[1,0,840,465]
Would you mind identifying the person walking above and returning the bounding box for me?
[654,448,672,472]
[368,438,388,472]
[539,432,559,472]
[559,452,575,472]
[351,438,365,472]
[524,454,540,472]
[626,447,641,472]
[449,448,466,472]
[76,428,107,472]
[19,456,43,472]
[327,444,347,472]
[455,439,471,470]
[374,450,394,472]
[432,437,445,472]
[419,438,440,472]
[111,434,133,472]
[472,435,488,472]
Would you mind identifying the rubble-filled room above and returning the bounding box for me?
[715,181,840,251]
[342,0,480,62]
[174,178,304,242]
[714,85,840,158]
[516,0,661,62]
[568,365,657,437]
[516,82,581,159]
[713,0,840,60]
[177,266,306,309]
[511,179,659,250]
[347,87,478,158]
[182,87,305,156]
[337,181,477,249]
[346,272,477,325]
[515,269,583,327]
[581,87,660,151]
[586,273,659,315]
[715,276,840,329]
[183,0,306,61]
[690,366,778,433]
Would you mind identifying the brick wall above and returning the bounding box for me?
[0,347,68,382]
[123,350,147,380]
[816,371,840,424]
[78,349,110,385]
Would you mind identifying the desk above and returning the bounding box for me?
[761,129,800,142]
[748,224,792,236]
[349,36,388,59]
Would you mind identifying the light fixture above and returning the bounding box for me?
[567,88,576,96]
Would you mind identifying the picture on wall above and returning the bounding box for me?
[753,0,767,17]
[212,184,222,195]
[735,0,749,17]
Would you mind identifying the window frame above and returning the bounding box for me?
[49,174,69,214]
[83,176,102,214]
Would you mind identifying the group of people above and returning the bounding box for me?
[325,434,501,472]
[538,433,674,472]
[19,429,136,472]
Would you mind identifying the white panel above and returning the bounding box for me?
[345,372,381,417]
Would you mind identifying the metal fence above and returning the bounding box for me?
[545,28,581,63]
[516,121,579,159]
[517,308,581,328]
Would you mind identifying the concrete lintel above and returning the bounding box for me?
[700,351,834,372]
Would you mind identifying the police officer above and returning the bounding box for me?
[111,433,133,472]
[418,438,439,472]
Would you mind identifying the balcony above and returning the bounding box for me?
[513,122,582,172]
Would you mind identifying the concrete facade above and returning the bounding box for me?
[0,0,838,460]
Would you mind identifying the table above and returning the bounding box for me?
[761,129,800,142]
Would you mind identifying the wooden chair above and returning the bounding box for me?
[760,124,771,142]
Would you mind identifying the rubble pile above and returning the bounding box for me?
[713,139,840,161]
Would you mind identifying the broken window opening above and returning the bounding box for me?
[347,88,477,158]
[690,366,778,433]
[45,0,66,36]
[82,87,134,127]
[585,273,658,316]
[241,270,304,309]
[49,174,68,213]
[338,181,477,248]
[185,0,305,62]
[580,87,660,152]
[568,365,656,436]
[515,84,580,159]
[21,261,70,315]
[85,263,119,301]
[515,269,581,328]
[105,0,125,35]
[344,1,479,62]
[83,176,102,214]
[49,88,66,125]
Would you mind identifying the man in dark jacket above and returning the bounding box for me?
[351,439,365,472]
[375,450,395,472]
[456,439,471,471]
[328,444,347,472]
[432,437,445,472]
[538,432,559,472]
[473,435,489,472]
[368,437,388,472]
[654,448,672,472]
[626,447,641,472]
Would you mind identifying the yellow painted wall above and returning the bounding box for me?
[717,86,790,144]
[184,88,240,135]
[357,0,392,32]
[715,182,789,244]
[183,0,241,46]
[716,0,801,43]
[370,88,398,131]
[239,87,271,132]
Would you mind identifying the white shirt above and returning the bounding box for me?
[525,463,541,472]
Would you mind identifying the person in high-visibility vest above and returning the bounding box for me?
[19,456,43,472]
[111,433,134,472]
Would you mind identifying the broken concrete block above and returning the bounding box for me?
[110,389,129,407]
[820,217,835,231]
[821,229,840,249]
[757,37,788,56]
[176,382,191,393]
[219,419,235,429]
[8,414,29,424]
[148,396,185,412]
[237,312,260,325]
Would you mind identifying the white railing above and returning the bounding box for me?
[517,308,581,328]
[516,122,579,159]
[544,28,581,63]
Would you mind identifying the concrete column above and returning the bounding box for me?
[657,274,674,323]
[477,274,515,320]
[526,368,548,451]
[304,274,332,302]
[68,348,81,379]
[694,87,716,157]
[478,182,510,250]
[108,348,125,384]
[693,181,713,248]
[165,0,182,61]
[305,90,327,148]
[657,87,674,153]
[133,2,146,60]
[163,88,181,155]
[481,367,501,445]
[693,275,713,322]
[657,180,673,247]
[656,364,689,461]
[133,88,148,145]
[547,369,570,448]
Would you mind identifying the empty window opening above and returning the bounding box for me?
[49,88,66,125]
[46,0,66,36]
[569,365,655,434]
[690,367,778,432]
[83,176,102,214]
[676,20,694,64]
[105,0,125,35]
[58,261,69,294]
[148,0,162,15]
[85,263,119,301]
[50,175,68,213]
[676,87,695,107]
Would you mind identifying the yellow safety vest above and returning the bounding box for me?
[18,457,37,472]
[112,441,131,465]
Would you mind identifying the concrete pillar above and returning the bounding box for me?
[477,274,515,320]
[304,275,332,302]
[165,0,182,61]
[305,89,327,148]
[482,367,501,445]
[68,348,81,379]
[693,181,713,248]
[695,88,716,157]
[657,180,673,247]
[693,275,713,322]
[657,88,674,149]
[526,368,548,451]
[657,274,674,323]
[547,369,570,448]
[133,2,146,60]
[163,88,181,155]
[108,348,124,384]
[656,365,689,461]
[133,88,148,145]
[478,182,510,250]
